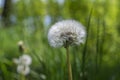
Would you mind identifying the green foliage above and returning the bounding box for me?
[0,0,120,80]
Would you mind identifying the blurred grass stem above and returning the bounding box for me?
[82,7,93,80]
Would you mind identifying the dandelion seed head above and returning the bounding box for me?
[19,54,32,66]
[13,54,32,75]
[13,54,32,66]
[48,20,86,48]
[17,65,30,75]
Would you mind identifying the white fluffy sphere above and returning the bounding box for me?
[17,65,30,75]
[48,20,86,47]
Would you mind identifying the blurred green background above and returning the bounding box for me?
[0,0,120,80]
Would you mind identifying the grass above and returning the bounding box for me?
[0,14,120,80]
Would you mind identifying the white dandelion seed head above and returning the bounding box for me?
[17,65,30,75]
[48,20,86,48]
[19,54,32,66]
[13,54,32,66]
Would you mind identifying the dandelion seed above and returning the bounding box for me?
[48,20,86,48]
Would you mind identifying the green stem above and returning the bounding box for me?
[66,47,73,80]
[20,74,26,80]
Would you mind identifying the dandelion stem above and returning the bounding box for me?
[20,74,26,80]
[66,46,73,80]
